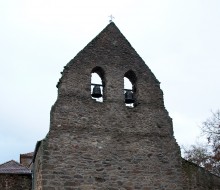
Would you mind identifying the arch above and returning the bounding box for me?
[91,66,105,102]
[124,70,137,107]
[124,70,137,88]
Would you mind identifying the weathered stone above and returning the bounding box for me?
[0,174,31,190]
[31,22,220,190]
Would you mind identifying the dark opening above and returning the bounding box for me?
[91,67,105,102]
[124,70,137,107]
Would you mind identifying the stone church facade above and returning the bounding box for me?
[1,22,220,189]
[31,22,220,189]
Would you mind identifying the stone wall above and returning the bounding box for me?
[20,153,33,168]
[32,141,43,190]
[182,159,220,190]
[0,174,31,190]
[33,22,185,189]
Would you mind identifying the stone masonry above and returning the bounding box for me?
[32,22,220,190]
[0,174,31,190]
[0,160,32,190]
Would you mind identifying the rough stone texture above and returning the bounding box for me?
[32,22,220,190]
[0,174,31,190]
[20,152,33,168]
[182,159,220,190]
[33,22,184,190]
[32,141,43,189]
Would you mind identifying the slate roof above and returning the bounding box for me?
[0,160,31,174]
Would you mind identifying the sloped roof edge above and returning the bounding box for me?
[32,140,42,163]
[64,21,159,84]
[0,160,31,174]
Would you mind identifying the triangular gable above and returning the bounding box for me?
[66,22,158,84]
[0,160,31,174]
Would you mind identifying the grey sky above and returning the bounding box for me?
[0,0,220,163]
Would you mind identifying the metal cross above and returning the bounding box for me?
[109,15,115,23]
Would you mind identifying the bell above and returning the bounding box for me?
[91,85,102,98]
[125,91,135,104]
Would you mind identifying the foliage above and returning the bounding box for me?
[182,110,220,176]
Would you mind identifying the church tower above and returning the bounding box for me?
[33,22,184,189]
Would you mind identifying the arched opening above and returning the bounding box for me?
[91,67,105,102]
[124,70,137,107]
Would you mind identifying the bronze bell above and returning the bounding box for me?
[125,91,135,104]
[91,85,102,98]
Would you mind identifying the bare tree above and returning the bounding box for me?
[183,110,220,176]
[201,110,220,161]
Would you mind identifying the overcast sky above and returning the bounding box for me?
[0,0,220,164]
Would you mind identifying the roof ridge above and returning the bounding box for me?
[0,159,16,167]
[0,160,31,174]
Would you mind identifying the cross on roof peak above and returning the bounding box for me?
[109,15,115,23]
